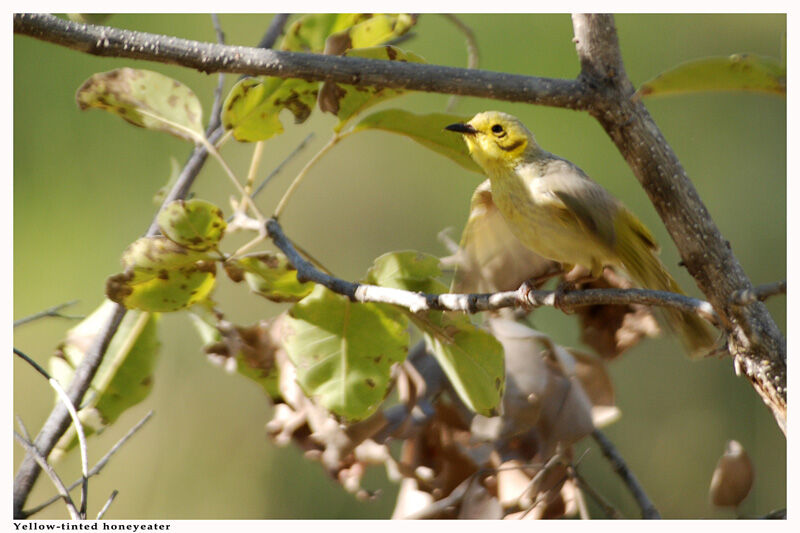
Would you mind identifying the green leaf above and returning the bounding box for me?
[107,236,217,312]
[353,110,481,172]
[283,285,409,420]
[157,199,226,251]
[319,46,426,131]
[364,251,505,416]
[638,54,786,98]
[281,14,371,52]
[221,76,319,142]
[50,300,160,460]
[415,311,505,417]
[76,68,204,142]
[364,250,444,293]
[234,253,314,303]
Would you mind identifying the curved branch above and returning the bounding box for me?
[13,13,587,109]
[571,14,785,434]
[266,218,718,320]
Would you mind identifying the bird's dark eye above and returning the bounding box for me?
[491,124,504,134]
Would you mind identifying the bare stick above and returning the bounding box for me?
[205,14,226,134]
[14,348,91,518]
[14,432,80,520]
[251,133,314,200]
[592,429,660,519]
[442,14,480,112]
[266,217,719,319]
[96,490,118,520]
[568,465,622,519]
[24,411,154,518]
[13,13,587,110]
[731,280,786,306]
[14,300,82,327]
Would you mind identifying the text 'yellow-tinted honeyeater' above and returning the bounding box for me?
[446,111,715,358]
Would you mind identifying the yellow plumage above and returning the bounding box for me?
[446,111,716,358]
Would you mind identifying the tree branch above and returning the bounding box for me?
[13,13,587,109]
[571,14,786,434]
[592,429,660,519]
[12,13,293,518]
[266,218,719,319]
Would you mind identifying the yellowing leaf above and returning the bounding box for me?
[50,300,159,460]
[281,14,371,52]
[107,236,217,312]
[324,14,417,53]
[157,199,226,251]
[283,285,409,420]
[76,68,204,141]
[638,54,786,98]
[319,46,426,131]
[221,77,318,142]
[354,110,481,172]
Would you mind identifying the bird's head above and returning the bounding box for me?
[446,111,536,173]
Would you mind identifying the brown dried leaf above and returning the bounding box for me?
[488,319,596,451]
[709,440,754,508]
[458,480,504,519]
[575,268,660,359]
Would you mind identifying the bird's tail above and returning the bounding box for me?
[615,210,717,358]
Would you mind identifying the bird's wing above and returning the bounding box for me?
[537,159,619,249]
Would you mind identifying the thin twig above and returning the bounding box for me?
[251,132,314,200]
[23,411,154,518]
[273,133,343,218]
[255,14,291,49]
[731,280,786,306]
[16,415,32,442]
[592,429,660,519]
[266,217,719,320]
[96,490,118,520]
[14,300,82,327]
[442,14,480,112]
[205,14,226,134]
[14,348,91,518]
[13,13,588,110]
[14,432,80,520]
[568,465,622,519]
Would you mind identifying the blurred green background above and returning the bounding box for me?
[13,14,785,519]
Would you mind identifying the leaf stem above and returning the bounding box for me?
[273,131,350,219]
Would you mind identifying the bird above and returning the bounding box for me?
[445,111,716,358]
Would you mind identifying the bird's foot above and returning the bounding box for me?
[553,281,577,314]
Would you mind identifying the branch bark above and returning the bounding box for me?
[571,14,785,433]
[13,13,586,110]
[267,218,721,320]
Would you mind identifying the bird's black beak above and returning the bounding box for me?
[445,122,478,135]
